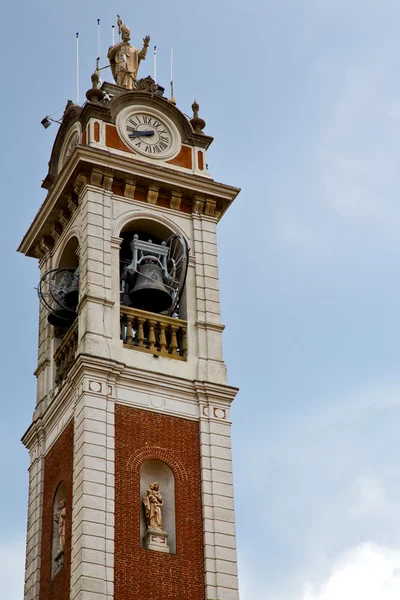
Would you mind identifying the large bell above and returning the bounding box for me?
[64,267,80,310]
[47,271,76,327]
[129,261,172,313]
[47,307,76,328]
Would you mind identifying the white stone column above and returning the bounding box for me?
[36,254,53,407]
[192,211,227,384]
[23,430,45,600]
[198,386,239,600]
[77,186,113,361]
[110,236,123,347]
[70,375,115,600]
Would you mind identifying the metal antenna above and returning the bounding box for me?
[153,46,157,82]
[112,24,115,45]
[76,32,80,105]
[170,48,176,104]
[97,18,100,59]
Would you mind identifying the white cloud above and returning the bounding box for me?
[302,543,400,600]
[0,539,25,600]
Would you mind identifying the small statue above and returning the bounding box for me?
[107,15,150,90]
[142,482,164,530]
[54,499,66,553]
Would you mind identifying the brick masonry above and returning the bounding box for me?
[39,420,74,600]
[115,404,205,600]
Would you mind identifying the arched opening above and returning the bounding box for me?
[119,218,189,359]
[119,218,188,319]
[52,481,67,578]
[58,236,79,269]
[46,236,80,338]
[140,460,176,554]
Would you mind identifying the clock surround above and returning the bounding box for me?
[58,122,82,172]
[116,105,181,160]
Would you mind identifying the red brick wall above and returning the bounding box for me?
[94,121,100,142]
[115,405,205,600]
[167,144,193,168]
[39,420,74,600]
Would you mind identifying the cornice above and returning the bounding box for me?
[18,145,240,257]
[21,351,239,452]
[196,321,226,333]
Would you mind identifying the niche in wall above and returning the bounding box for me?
[140,460,176,554]
[51,481,67,579]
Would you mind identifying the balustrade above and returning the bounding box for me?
[120,306,187,360]
[54,320,78,384]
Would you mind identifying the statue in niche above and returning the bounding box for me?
[142,482,164,530]
[54,499,66,553]
[107,15,150,90]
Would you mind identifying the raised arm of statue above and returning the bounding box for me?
[139,36,150,61]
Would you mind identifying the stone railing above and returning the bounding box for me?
[120,306,187,360]
[54,320,78,385]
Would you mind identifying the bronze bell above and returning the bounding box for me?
[47,307,76,328]
[129,260,172,313]
[47,271,76,327]
[64,267,80,310]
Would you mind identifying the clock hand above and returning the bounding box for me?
[127,129,155,138]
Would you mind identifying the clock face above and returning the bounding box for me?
[65,131,80,161]
[117,106,180,160]
[58,123,81,172]
[126,113,172,156]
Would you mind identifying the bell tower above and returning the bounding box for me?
[19,16,240,600]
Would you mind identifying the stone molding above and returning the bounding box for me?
[143,527,169,553]
[18,146,240,258]
[32,194,81,260]
[23,354,238,457]
[126,444,188,481]
[169,190,183,210]
[123,178,136,199]
[89,166,114,190]
[146,184,159,204]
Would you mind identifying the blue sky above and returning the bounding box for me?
[2,1,400,598]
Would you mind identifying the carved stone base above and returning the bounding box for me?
[143,527,169,553]
[54,548,65,569]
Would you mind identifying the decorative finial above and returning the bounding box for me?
[190,99,206,134]
[85,59,104,103]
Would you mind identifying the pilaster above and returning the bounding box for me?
[70,373,116,600]
[77,185,114,359]
[24,431,46,600]
[192,209,227,383]
[197,383,239,600]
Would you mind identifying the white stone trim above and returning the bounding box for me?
[24,440,45,600]
[200,410,239,600]
[116,104,181,162]
[70,376,115,600]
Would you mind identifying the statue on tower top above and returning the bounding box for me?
[107,15,150,90]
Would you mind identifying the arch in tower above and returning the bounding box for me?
[53,232,80,269]
[113,210,188,241]
[118,214,189,319]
